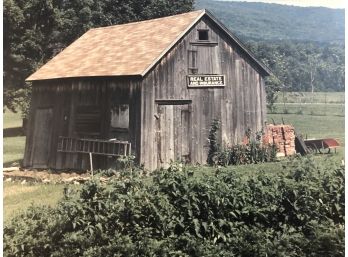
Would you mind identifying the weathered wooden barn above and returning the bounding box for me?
[23,9,271,171]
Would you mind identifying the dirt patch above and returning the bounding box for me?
[3,167,92,184]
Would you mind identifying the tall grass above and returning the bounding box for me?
[3,182,66,223]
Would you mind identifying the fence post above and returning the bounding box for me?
[89,152,93,176]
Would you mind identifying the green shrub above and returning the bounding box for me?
[4,157,344,257]
[208,126,277,166]
[207,119,220,165]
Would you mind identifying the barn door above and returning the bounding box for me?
[156,104,191,168]
[31,108,53,168]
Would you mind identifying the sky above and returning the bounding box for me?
[219,0,345,8]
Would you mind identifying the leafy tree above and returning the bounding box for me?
[4,0,63,114]
[264,75,281,112]
[248,40,345,93]
[308,54,322,102]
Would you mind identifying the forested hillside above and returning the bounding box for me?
[196,0,345,93]
[196,0,344,43]
[247,41,344,92]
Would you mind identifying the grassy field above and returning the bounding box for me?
[3,137,26,167]
[269,92,345,160]
[275,91,345,103]
[189,154,342,182]
[3,109,26,166]
[3,182,66,222]
[272,103,344,116]
[269,113,345,141]
[269,113,345,160]
[3,92,345,223]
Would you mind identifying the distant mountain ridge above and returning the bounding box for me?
[196,0,345,43]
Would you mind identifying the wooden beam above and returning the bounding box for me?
[155,99,192,105]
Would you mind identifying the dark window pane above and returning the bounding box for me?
[198,30,209,40]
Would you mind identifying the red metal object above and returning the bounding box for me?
[304,138,340,154]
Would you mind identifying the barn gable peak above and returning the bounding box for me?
[26,9,270,81]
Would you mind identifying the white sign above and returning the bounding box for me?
[187,75,225,87]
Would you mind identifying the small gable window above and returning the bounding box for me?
[198,29,209,41]
[188,49,198,74]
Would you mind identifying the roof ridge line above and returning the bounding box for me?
[90,9,205,31]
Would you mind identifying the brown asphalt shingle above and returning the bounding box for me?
[26,10,205,81]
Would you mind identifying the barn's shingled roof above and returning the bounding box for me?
[26,10,270,81]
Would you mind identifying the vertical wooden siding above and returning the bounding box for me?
[140,17,267,170]
[23,78,141,170]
